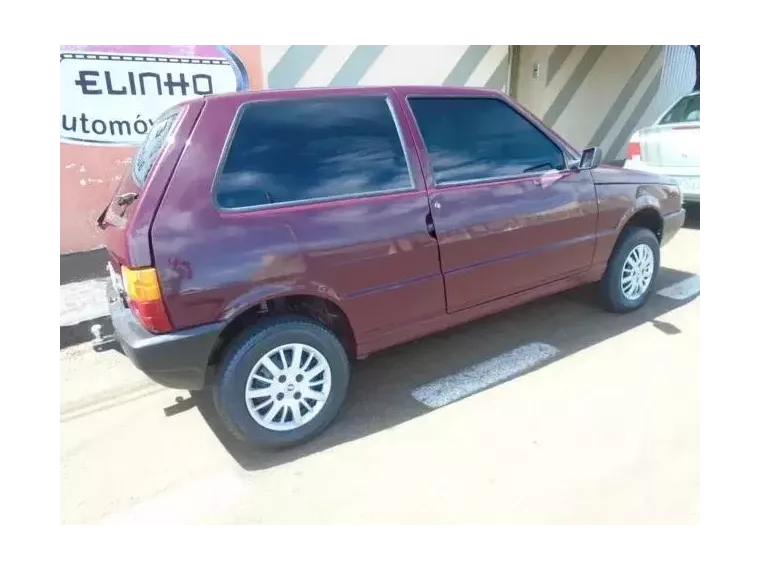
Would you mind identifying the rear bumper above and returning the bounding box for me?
[106,284,224,391]
[661,208,686,247]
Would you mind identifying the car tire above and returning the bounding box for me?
[212,315,350,449]
[599,226,661,313]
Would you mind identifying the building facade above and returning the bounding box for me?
[60,45,697,264]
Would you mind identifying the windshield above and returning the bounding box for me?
[659,93,700,125]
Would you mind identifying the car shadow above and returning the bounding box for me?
[190,265,700,471]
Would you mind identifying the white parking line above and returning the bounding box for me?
[657,275,700,300]
[100,472,246,525]
[411,342,560,409]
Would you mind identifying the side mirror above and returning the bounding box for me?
[577,146,602,170]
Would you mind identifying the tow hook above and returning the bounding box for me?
[91,324,118,352]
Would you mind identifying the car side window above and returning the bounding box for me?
[408,96,566,186]
[215,96,413,209]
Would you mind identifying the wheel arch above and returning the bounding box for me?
[206,292,357,381]
[619,206,664,243]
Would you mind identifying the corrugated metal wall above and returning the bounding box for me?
[652,45,697,117]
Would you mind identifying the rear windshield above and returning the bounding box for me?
[659,92,700,125]
[131,113,177,186]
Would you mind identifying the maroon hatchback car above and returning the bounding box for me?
[98,85,685,447]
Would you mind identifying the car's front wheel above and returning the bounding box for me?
[599,226,660,313]
[212,316,350,448]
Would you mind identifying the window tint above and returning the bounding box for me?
[216,96,412,209]
[659,93,700,125]
[408,97,565,185]
[132,114,176,186]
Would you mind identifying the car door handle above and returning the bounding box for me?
[425,212,437,239]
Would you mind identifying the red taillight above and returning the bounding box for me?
[128,299,173,333]
[627,141,642,160]
[121,266,173,333]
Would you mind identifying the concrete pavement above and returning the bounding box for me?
[60,277,111,349]
[60,217,699,524]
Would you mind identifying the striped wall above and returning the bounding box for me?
[513,45,696,161]
[261,45,512,91]
[261,45,696,162]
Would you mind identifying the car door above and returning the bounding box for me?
[401,92,599,313]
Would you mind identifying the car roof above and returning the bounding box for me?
[199,84,505,105]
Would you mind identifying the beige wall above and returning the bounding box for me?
[512,46,666,161]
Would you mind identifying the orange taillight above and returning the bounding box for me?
[122,266,162,302]
[121,266,172,333]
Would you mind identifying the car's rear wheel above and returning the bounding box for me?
[599,226,660,313]
[212,316,350,448]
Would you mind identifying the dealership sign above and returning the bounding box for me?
[60,46,249,146]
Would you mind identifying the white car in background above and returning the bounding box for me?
[623,90,700,205]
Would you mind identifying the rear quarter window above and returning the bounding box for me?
[215,95,413,210]
[132,113,177,186]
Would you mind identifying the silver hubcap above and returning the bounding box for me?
[621,243,655,300]
[244,343,331,432]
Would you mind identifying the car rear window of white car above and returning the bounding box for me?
[659,93,700,125]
